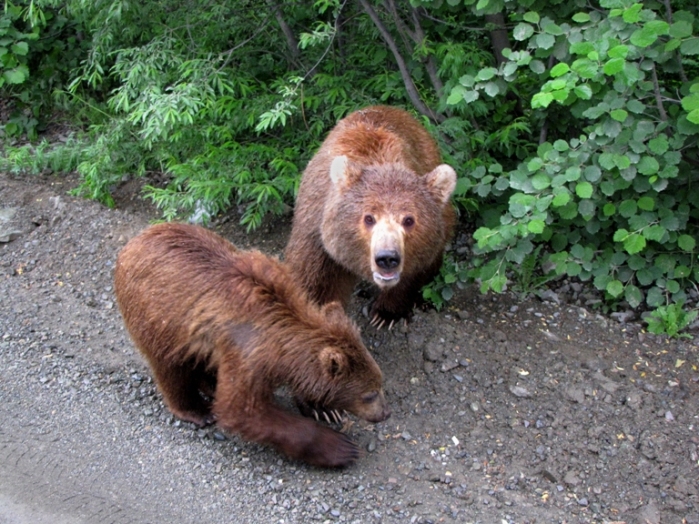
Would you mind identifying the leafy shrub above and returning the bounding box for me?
[432,0,699,335]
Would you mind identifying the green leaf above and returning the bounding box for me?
[606,279,624,297]
[610,109,628,122]
[446,86,465,105]
[603,203,616,216]
[608,45,629,59]
[532,92,554,108]
[678,234,696,251]
[527,157,544,171]
[572,58,599,78]
[637,196,655,211]
[622,3,642,23]
[535,33,556,50]
[583,165,601,182]
[553,139,569,151]
[648,135,669,155]
[3,66,27,84]
[681,93,699,112]
[603,57,625,75]
[624,233,646,254]
[572,12,590,23]
[625,285,643,308]
[688,109,699,124]
[643,225,666,242]
[532,173,551,189]
[523,11,540,24]
[484,82,500,97]
[10,41,28,56]
[627,100,645,113]
[630,27,658,48]
[679,37,699,55]
[575,181,593,198]
[528,219,546,234]
[550,63,570,77]
[670,20,693,39]
[599,153,615,170]
[619,200,638,217]
[552,191,571,207]
[476,67,497,81]
[574,84,592,99]
[637,156,660,175]
[542,22,564,36]
[514,23,535,41]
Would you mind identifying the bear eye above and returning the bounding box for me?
[362,391,378,404]
[402,216,415,228]
[364,215,375,227]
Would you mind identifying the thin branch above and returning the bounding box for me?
[358,0,443,123]
[662,0,689,82]
[267,0,301,67]
[302,0,349,81]
[217,18,272,72]
[651,63,668,121]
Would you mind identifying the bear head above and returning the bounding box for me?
[293,301,390,423]
[321,155,457,288]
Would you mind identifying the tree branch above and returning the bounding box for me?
[484,13,510,66]
[267,0,301,67]
[359,0,443,123]
[651,63,668,121]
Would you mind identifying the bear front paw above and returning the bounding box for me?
[304,427,359,468]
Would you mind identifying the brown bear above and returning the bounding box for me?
[284,105,457,326]
[114,222,390,468]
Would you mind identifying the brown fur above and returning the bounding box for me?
[114,223,389,468]
[285,105,457,322]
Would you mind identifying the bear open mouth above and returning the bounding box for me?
[373,271,400,286]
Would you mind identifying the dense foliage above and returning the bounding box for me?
[1,0,697,334]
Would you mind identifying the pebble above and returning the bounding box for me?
[509,385,533,398]
[665,410,675,421]
[423,340,443,362]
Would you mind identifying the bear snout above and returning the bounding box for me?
[375,249,401,270]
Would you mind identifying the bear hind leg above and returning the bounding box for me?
[150,358,214,426]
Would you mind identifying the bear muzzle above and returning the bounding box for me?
[373,249,401,287]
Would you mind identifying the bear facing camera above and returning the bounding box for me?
[285,105,457,327]
[114,223,390,468]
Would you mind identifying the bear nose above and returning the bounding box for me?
[375,250,401,270]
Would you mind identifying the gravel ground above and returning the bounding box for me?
[1,172,698,524]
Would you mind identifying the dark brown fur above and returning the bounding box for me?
[285,105,457,323]
[114,223,389,468]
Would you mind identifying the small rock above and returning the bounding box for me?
[563,470,580,486]
[491,329,507,343]
[665,410,675,421]
[441,360,458,372]
[456,310,469,320]
[565,387,585,403]
[423,340,443,362]
[539,289,560,304]
[625,391,642,409]
[577,497,588,506]
[509,385,533,398]
[611,310,635,323]
[367,438,377,453]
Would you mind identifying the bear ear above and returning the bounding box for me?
[321,301,346,323]
[329,156,361,187]
[319,346,348,378]
[425,164,457,204]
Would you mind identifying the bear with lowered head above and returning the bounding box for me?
[114,223,389,468]
[285,105,457,326]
